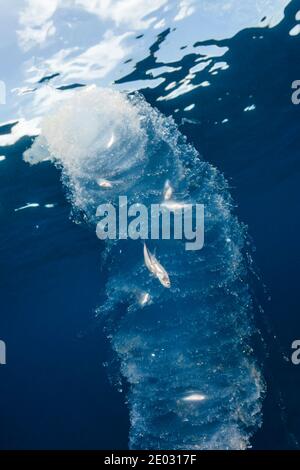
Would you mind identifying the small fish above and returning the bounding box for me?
[161,200,189,211]
[143,243,171,288]
[139,292,151,306]
[182,393,206,402]
[14,202,39,212]
[163,180,173,201]
[106,133,115,149]
[97,178,113,189]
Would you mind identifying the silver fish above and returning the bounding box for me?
[143,243,171,288]
[163,179,173,201]
[139,292,151,306]
[97,178,113,188]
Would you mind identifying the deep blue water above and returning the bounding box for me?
[1,0,300,450]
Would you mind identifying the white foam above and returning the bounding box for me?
[23,87,147,217]
[23,85,264,451]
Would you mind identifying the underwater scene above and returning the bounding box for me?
[0,0,300,451]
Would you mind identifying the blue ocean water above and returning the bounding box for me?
[1,0,300,450]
